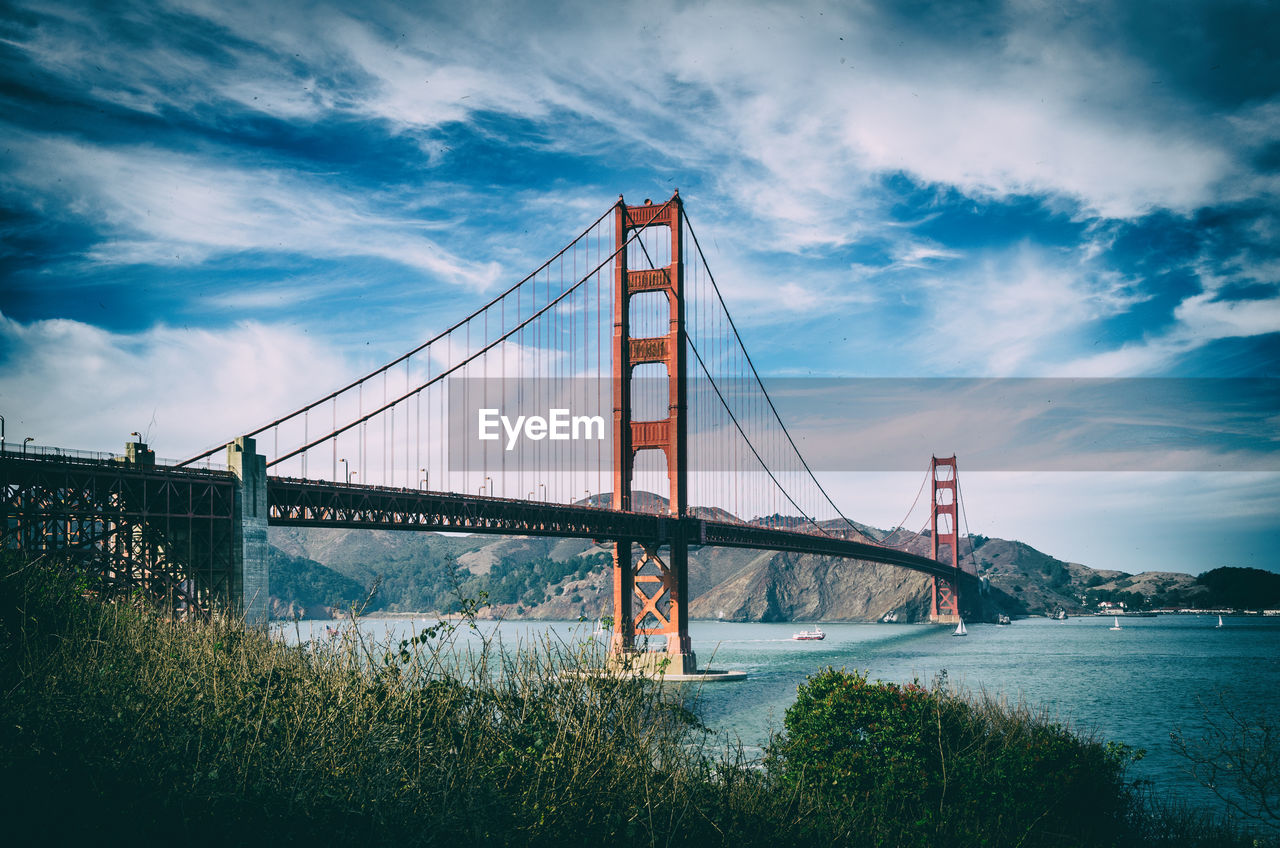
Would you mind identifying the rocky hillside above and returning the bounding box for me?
[688,553,933,622]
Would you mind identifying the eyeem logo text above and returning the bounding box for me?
[478,408,606,451]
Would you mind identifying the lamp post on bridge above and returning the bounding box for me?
[420,468,428,490]
[22,436,33,456]
[339,458,349,484]
[1,414,6,452]
[538,482,545,501]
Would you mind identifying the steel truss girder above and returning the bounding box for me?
[0,453,237,615]
[267,477,670,539]
[268,478,979,591]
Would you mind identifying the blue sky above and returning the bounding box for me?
[1,0,1277,574]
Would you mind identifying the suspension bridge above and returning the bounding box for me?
[0,192,981,675]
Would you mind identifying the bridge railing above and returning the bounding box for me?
[0,443,230,476]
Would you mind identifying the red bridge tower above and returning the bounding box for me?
[929,455,963,624]
[609,191,697,674]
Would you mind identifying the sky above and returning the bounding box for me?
[1,0,1277,575]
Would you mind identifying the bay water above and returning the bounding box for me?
[280,614,1280,817]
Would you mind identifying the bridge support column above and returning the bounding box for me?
[228,436,269,627]
[607,534,697,676]
[611,538,635,653]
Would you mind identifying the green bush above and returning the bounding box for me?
[768,668,1143,847]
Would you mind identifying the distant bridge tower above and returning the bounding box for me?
[609,191,696,674]
[930,455,962,624]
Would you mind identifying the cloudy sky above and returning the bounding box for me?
[1,0,1277,574]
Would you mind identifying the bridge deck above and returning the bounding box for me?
[268,477,978,585]
[1,454,976,595]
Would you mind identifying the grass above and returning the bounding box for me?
[0,555,1270,847]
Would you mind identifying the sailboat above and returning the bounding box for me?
[1216,615,1224,628]
[952,619,967,636]
[1109,617,1122,631]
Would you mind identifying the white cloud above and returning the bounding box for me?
[91,0,1250,237]
[0,313,352,458]
[911,243,1148,375]
[1055,260,1280,377]
[13,0,1272,231]
[4,134,503,290]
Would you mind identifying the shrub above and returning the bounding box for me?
[768,668,1143,847]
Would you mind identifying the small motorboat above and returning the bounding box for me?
[996,614,1011,626]
[792,626,826,641]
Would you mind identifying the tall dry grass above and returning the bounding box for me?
[0,556,799,845]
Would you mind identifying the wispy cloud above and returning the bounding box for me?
[0,312,351,456]
[3,133,503,289]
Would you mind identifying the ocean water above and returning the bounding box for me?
[279,614,1280,816]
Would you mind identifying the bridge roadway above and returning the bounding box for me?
[269,476,979,586]
[0,451,976,596]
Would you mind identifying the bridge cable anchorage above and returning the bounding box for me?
[680,209,869,540]
[260,215,666,470]
[177,203,617,467]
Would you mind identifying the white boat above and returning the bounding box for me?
[952,619,967,636]
[1215,615,1224,628]
[881,610,899,623]
[792,626,825,641]
[1109,617,1122,631]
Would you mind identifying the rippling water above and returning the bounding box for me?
[280,614,1280,815]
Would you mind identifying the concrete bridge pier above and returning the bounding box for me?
[227,436,269,626]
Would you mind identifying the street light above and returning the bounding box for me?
[485,476,492,496]
[349,471,358,484]
[419,468,428,490]
[1,414,6,452]
[538,482,546,501]
[584,490,591,506]
[339,458,349,483]
[22,436,34,456]
[130,431,141,442]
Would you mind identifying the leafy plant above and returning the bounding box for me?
[769,668,1147,846]
[1172,692,1280,834]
